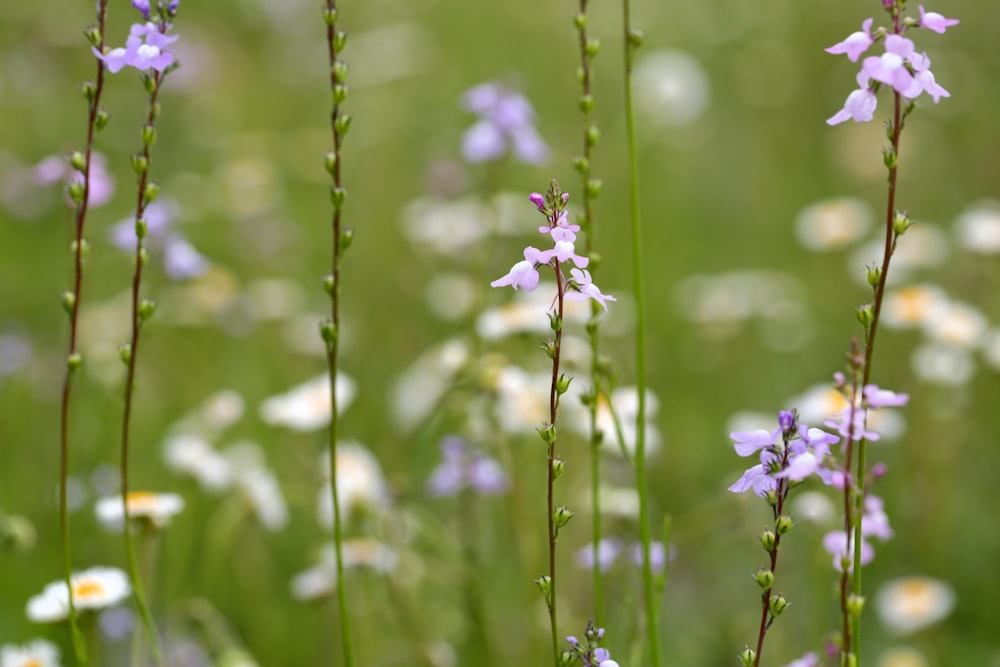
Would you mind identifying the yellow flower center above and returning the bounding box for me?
[73,579,105,600]
[126,491,157,513]
[898,579,934,617]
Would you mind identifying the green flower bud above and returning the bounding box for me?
[572,156,589,174]
[138,299,156,323]
[573,13,586,29]
[131,154,148,175]
[82,80,97,101]
[866,264,882,289]
[586,125,601,147]
[84,26,102,47]
[586,179,602,198]
[142,72,157,95]
[71,238,89,257]
[628,28,645,48]
[847,593,865,617]
[578,94,595,113]
[333,84,349,105]
[585,38,601,57]
[763,489,779,507]
[760,529,776,553]
[553,505,574,530]
[67,353,83,373]
[68,182,86,204]
[560,650,577,667]
[330,186,347,208]
[551,458,565,479]
[322,274,335,295]
[95,109,110,130]
[538,424,557,445]
[334,30,347,52]
[323,7,337,25]
[323,151,337,175]
[753,568,774,590]
[70,151,86,172]
[120,343,132,365]
[333,61,349,83]
[555,373,572,395]
[319,320,338,345]
[61,291,76,315]
[339,227,354,252]
[141,124,157,147]
[575,66,586,85]
[548,312,562,332]
[135,217,148,240]
[534,574,552,601]
[540,340,556,359]
[775,515,793,535]
[882,146,898,169]
[143,182,160,204]
[739,648,756,667]
[769,594,790,617]
[335,113,352,136]
[892,211,912,236]
[856,303,875,326]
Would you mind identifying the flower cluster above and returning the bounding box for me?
[826,5,958,125]
[94,2,179,74]
[561,621,619,667]
[461,82,550,164]
[491,187,615,312]
[728,410,839,497]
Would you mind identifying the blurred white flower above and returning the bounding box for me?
[490,366,586,436]
[163,434,234,492]
[876,647,928,667]
[425,273,478,322]
[259,373,356,431]
[850,224,948,286]
[593,387,662,458]
[922,300,988,348]
[291,539,399,601]
[224,441,288,531]
[478,283,590,340]
[95,492,185,530]
[27,567,131,623]
[953,200,1000,254]
[0,639,60,667]
[393,339,469,430]
[882,284,947,329]
[199,389,245,431]
[876,576,955,635]
[400,196,490,256]
[911,342,975,385]
[789,490,836,525]
[633,50,710,127]
[318,443,390,528]
[245,278,306,321]
[795,197,872,251]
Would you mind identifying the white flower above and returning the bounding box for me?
[876,576,955,635]
[26,567,131,623]
[882,284,947,329]
[224,441,288,531]
[795,197,873,251]
[911,342,975,386]
[259,373,356,432]
[163,434,234,492]
[922,300,988,348]
[953,200,1000,254]
[393,339,469,429]
[849,224,948,286]
[199,389,245,430]
[400,196,491,256]
[876,647,928,667]
[633,50,709,127]
[490,366,585,436]
[593,387,662,458]
[318,443,390,528]
[291,539,399,601]
[0,639,60,667]
[477,284,590,341]
[95,492,185,530]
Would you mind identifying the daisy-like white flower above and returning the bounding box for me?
[922,299,988,348]
[592,386,662,458]
[95,491,185,530]
[876,576,955,635]
[392,339,469,430]
[794,197,873,251]
[259,372,356,432]
[953,200,1000,254]
[876,647,928,667]
[317,443,390,528]
[0,639,60,667]
[881,284,947,329]
[224,441,288,531]
[163,433,234,492]
[26,567,131,623]
[290,539,399,601]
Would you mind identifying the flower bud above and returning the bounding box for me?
[573,13,586,29]
[70,151,86,172]
[763,489,779,507]
[82,81,97,101]
[323,151,337,175]
[760,529,776,553]
[892,211,912,236]
[330,186,347,208]
[319,320,338,345]
[68,182,86,204]
[586,125,601,147]
[579,94,595,113]
[739,648,756,667]
[84,26,102,47]
[323,7,337,25]
[882,146,898,170]
[67,353,83,373]
[560,651,577,667]
[866,264,882,289]
[572,156,589,174]
[335,113,352,136]
[753,568,774,590]
[138,299,156,323]
[333,84,349,105]
[333,61,349,83]
[775,515,793,535]
[534,575,552,601]
[856,303,875,327]
[627,28,645,48]
[135,217,148,240]
[769,594,790,617]
[131,154,148,175]
[322,274,335,295]
[585,38,601,57]
[553,505,574,530]
[139,247,150,268]
[586,179,602,198]
[551,458,565,479]
[120,343,132,365]
[143,182,160,204]
[339,227,354,252]
[61,291,76,315]
[538,424,557,445]
[141,124,157,147]
[540,339,556,359]
[95,109,110,130]
[846,593,865,617]
[334,30,347,52]
[142,73,157,95]
[548,312,562,332]
[555,373,572,395]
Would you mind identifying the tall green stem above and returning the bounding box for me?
[622,0,661,663]
[321,4,355,666]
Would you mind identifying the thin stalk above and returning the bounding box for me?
[120,60,166,665]
[573,0,606,625]
[545,255,568,666]
[322,4,355,666]
[59,3,110,663]
[622,0,661,663]
[751,452,792,667]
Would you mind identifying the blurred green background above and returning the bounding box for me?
[2,0,999,665]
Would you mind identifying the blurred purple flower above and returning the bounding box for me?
[628,540,673,574]
[918,6,959,34]
[109,200,209,280]
[34,153,114,208]
[575,539,622,573]
[460,82,550,164]
[426,436,509,497]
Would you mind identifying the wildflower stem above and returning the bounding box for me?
[59,3,109,663]
[322,3,356,666]
[120,62,166,666]
[622,0,661,663]
[752,465,790,667]
[574,0,606,626]
[546,257,567,666]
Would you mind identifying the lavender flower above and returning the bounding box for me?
[563,622,618,667]
[826,6,957,125]
[93,21,178,74]
[728,413,838,496]
[426,436,509,497]
[461,82,550,164]
[109,201,209,280]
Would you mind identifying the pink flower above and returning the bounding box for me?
[827,73,877,125]
[565,268,616,311]
[825,18,875,62]
[490,246,546,291]
[864,385,909,408]
[918,6,959,34]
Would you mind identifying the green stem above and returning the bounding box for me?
[323,4,355,666]
[622,0,661,663]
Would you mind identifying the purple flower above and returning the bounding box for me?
[864,384,909,408]
[566,268,616,312]
[426,436,509,497]
[823,530,874,572]
[784,652,820,667]
[825,18,875,62]
[825,405,880,442]
[575,539,622,573]
[827,82,878,125]
[94,22,178,74]
[918,6,959,34]
[490,246,546,291]
[35,152,115,208]
[131,0,151,19]
[730,428,780,457]
[460,82,550,164]
[109,200,209,280]
[728,462,777,497]
[628,540,672,574]
[538,227,589,268]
